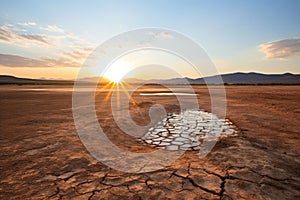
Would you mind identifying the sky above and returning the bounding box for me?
[0,0,300,80]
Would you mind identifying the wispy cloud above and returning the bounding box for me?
[17,22,37,26]
[0,25,49,46]
[63,48,93,60]
[0,21,94,68]
[0,22,93,48]
[260,37,300,59]
[41,25,64,33]
[5,24,27,32]
[148,31,174,39]
[0,53,81,68]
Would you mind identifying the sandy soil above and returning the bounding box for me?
[0,85,299,199]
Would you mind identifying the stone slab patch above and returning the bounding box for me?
[141,110,238,151]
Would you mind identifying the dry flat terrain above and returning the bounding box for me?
[0,85,299,199]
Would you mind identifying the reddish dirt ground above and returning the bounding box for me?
[0,85,299,199]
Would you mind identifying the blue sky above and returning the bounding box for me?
[0,0,300,79]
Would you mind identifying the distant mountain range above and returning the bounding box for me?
[137,72,300,85]
[0,75,73,85]
[1,72,300,85]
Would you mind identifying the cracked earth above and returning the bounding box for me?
[141,110,238,151]
[0,85,300,199]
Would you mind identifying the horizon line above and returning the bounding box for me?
[1,71,299,81]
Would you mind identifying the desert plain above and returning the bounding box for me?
[0,85,299,199]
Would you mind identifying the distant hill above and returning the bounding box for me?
[191,72,300,85]
[1,72,300,85]
[0,75,73,85]
[129,72,300,85]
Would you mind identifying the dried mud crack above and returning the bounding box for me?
[1,86,300,199]
[140,110,239,152]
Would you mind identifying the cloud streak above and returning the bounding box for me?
[63,49,92,60]
[148,31,174,39]
[0,19,97,73]
[41,25,64,33]
[0,21,94,69]
[0,25,49,46]
[260,37,300,59]
[0,22,92,48]
[17,22,37,26]
[0,53,81,68]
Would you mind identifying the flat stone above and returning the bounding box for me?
[181,134,192,139]
[174,137,189,142]
[161,132,168,137]
[192,146,201,150]
[156,128,167,132]
[171,130,182,135]
[181,144,191,148]
[191,142,200,147]
[180,146,191,151]
[183,140,192,144]
[148,134,159,139]
[142,109,236,151]
[153,137,164,141]
[158,142,170,146]
[166,145,179,151]
[171,141,184,145]
[170,134,180,138]
[145,140,152,144]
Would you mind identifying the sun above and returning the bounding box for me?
[103,60,132,83]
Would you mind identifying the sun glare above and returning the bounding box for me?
[103,60,132,83]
